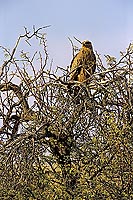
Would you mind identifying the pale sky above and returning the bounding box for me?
[0,0,133,68]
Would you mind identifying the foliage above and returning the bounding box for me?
[0,27,133,200]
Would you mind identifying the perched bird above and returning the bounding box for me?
[70,40,96,82]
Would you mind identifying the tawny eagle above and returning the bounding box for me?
[70,40,96,82]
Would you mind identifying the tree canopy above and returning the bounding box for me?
[0,27,133,200]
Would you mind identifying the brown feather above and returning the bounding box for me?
[70,40,96,82]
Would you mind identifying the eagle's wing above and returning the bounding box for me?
[81,50,96,78]
[70,52,82,81]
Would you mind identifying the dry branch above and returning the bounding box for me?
[0,27,133,199]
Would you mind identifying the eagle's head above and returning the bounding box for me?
[82,40,93,50]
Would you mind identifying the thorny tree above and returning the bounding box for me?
[0,27,133,200]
